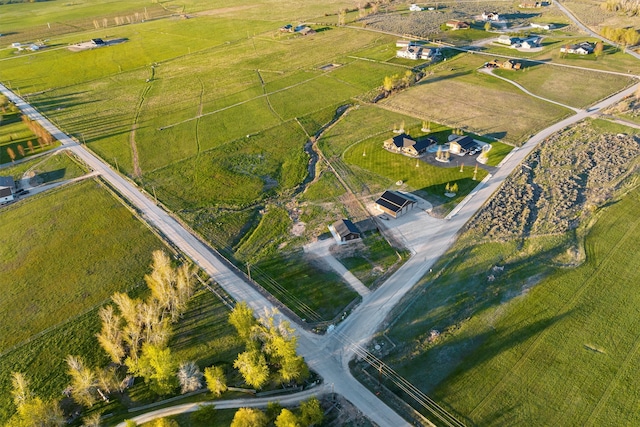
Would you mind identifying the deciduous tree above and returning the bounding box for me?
[204,365,227,397]
[230,407,268,427]
[177,361,203,394]
[300,397,323,426]
[66,355,99,407]
[275,409,299,427]
[127,343,178,396]
[234,350,269,389]
[229,301,258,345]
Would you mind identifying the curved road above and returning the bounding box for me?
[1,75,639,426]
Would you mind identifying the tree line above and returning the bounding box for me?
[8,250,314,426]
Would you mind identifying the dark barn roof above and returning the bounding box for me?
[333,219,360,238]
[376,190,415,213]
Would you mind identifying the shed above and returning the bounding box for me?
[375,190,416,218]
[330,219,361,243]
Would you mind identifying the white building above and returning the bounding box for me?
[409,4,423,11]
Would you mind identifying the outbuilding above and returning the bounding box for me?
[330,219,361,243]
[375,190,416,218]
[0,186,13,203]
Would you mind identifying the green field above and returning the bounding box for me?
[494,64,633,109]
[379,54,573,145]
[379,179,640,425]
[0,179,167,422]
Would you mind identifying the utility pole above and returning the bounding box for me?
[114,157,119,172]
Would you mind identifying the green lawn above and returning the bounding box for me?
[380,182,640,426]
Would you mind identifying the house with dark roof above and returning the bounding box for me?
[449,135,476,154]
[90,38,105,47]
[375,190,416,218]
[330,219,361,243]
[560,42,594,55]
[0,176,15,190]
[383,133,435,157]
[0,186,13,204]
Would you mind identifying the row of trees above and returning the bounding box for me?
[21,114,54,146]
[229,303,309,389]
[382,70,418,93]
[229,398,323,427]
[601,0,640,14]
[601,27,640,47]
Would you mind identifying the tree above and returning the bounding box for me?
[7,147,16,162]
[266,401,283,423]
[624,28,640,47]
[229,301,258,345]
[17,144,25,157]
[147,419,179,427]
[255,311,309,384]
[338,9,347,26]
[230,408,268,427]
[300,397,324,426]
[382,75,394,91]
[484,21,492,32]
[81,413,102,427]
[124,421,137,427]
[275,409,300,427]
[67,355,99,407]
[27,140,34,153]
[234,350,270,389]
[177,361,203,394]
[145,250,194,322]
[594,41,604,58]
[127,343,178,396]
[8,372,64,427]
[96,305,125,364]
[204,365,227,397]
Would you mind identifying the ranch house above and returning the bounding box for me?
[384,133,435,157]
[560,42,594,55]
[375,191,416,218]
[446,20,470,30]
[482,12,500,21]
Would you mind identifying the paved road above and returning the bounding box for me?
[2,76,639,426]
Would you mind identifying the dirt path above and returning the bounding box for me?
[130,84,152,178]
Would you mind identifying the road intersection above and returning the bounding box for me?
[1,70,638,425]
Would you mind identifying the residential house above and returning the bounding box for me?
[520,37,541,49]
[396,46,422,60]
[446,20,470,30]
[280,24,293,32]
[497,35,521,46]
[560,42,594,55]
[330,219,361,243]
[485,59,522,70]
[90,38,105,47]
[531,22,554,30]
[449,135,476,154]
[396,39,411,48]
[297,26,316,36]
[383,133,435,156]
[375,191,416,218]
[482,12,500,21]
[420,47,440,59]
[0,186,13,204]
[409,4,423,11]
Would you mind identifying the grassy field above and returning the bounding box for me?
[380,54,572,145]
[0,179,167,422]
[494,64,634,109]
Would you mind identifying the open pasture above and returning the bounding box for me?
[380,54,572,144]
[495,63,634,109]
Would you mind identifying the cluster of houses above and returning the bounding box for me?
[560,41,595,55]
[279,24,316,36]
[383,133,436,157]
[396,40,440,60]
[497,34,542,49]
[11,42,43,52]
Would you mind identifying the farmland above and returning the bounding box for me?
[376,119,640,425]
